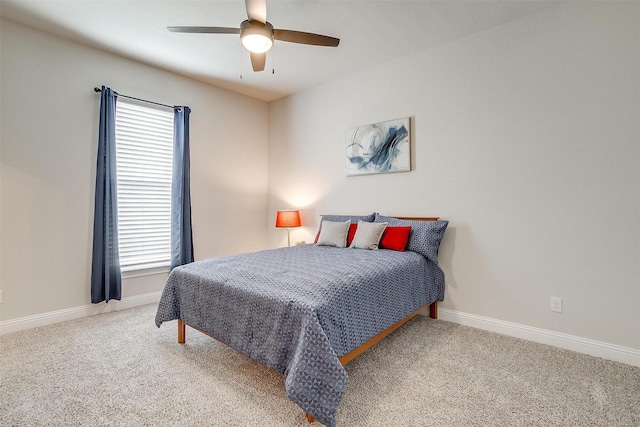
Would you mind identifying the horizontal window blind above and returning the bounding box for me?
[115,99,174,271]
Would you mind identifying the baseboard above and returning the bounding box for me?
[0,291,163,335]
[436,308,640,368]
[4,297,638,367]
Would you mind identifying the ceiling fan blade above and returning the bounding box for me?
[167,26,240,34]
[245,0,267,23]
[250,52,266,72]
[273,29,339,47]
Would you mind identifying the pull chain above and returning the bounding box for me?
[271,44,275,74]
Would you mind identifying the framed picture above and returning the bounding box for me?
[345,117,411,176]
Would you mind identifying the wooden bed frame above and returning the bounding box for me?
[176,216,440,423]
[177,301,436,359]
[177,300,437,423]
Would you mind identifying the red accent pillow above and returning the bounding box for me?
[346,223,358,246]
[379,226,412,251]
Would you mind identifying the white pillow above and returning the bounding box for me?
[349,220,388,250]
[315,220,351,248]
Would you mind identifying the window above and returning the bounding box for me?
[115,98,174,271]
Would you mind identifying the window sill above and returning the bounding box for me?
[122,265,170,279]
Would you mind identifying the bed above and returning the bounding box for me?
[155,214,448,426]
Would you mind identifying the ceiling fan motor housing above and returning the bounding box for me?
[240,20,274,53]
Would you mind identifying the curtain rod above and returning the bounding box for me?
[93,87,180,110]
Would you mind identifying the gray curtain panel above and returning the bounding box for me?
[170,106,194,269]
[91,86,122,303]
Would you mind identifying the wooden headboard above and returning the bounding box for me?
[322,215,439,222]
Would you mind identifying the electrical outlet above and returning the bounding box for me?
[550,297,562,313]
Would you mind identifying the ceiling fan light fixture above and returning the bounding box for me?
[242,33,273,53]
[241,20,274,53]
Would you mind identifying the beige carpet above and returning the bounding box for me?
[1,304,638,426]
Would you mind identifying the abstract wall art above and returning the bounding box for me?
[345,117,411,176]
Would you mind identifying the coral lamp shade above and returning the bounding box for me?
[275,210,301,228]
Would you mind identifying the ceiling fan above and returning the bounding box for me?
[167,0,340,72]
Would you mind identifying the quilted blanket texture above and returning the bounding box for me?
[155,244,444,426]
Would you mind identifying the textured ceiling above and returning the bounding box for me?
[0,0,561,101]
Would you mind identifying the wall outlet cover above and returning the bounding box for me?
[550,297,562,313]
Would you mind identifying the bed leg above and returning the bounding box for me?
[305,413,315,423]
[429,301,438,319]
[178,319,186,344]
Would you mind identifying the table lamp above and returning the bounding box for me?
[275,209,301,247]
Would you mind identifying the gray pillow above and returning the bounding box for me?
[315,220,351,248]
[349,220,388,250]
[320,213,375,223]
[374,214,448,263]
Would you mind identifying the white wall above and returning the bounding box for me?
[268,2,639,351]
[0,19,269,323]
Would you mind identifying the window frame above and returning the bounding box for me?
[114,97,174,273]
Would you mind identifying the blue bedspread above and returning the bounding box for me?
[155,244,444,426]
